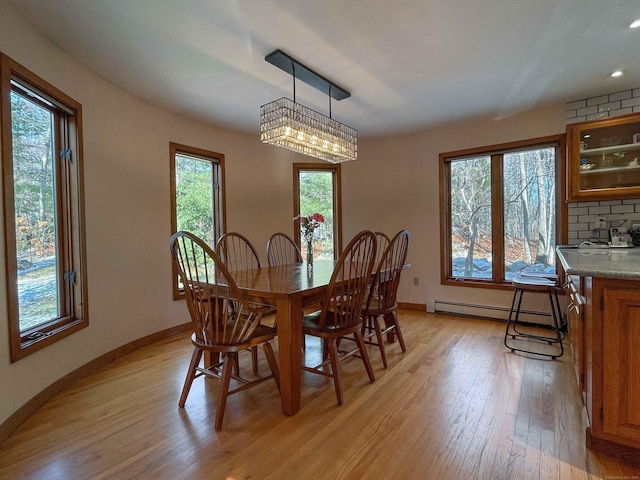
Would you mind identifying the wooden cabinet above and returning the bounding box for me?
[582,277,640,452]
[564,275,585,396]
[567,113,640,201]
[601,287,640,445]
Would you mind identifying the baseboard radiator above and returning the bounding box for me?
[433,299,558,326]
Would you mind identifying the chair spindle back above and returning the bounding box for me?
[319,230,377,330]
[171,231,263,347]
[267,232,303,266]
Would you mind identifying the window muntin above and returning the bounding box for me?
[2,53,88,361]
[170,143,225,299]
[294,164,342,260]
[441,136,565,287]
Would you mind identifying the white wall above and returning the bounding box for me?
[0,0,567,426]
[342,106,566,311]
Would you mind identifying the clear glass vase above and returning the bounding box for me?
[306,237,313,274]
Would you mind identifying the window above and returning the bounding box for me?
[293,163,342,260]
[440,135,566,287]
[170,143,225,299]
[1,53,88,362]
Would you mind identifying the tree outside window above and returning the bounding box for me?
[170,143,225,299]
[440,136,565,287]
[294,164,342,260]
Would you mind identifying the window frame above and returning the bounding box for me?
[1,53,88,362]
[169,142,226,300]
[439,134,566,289]
[293,163,342,259]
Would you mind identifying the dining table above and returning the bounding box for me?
[225,259,336,416]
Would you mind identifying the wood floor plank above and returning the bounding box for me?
[1,311,640,479]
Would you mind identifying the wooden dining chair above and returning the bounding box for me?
[215,232,265,374]
[267,232,303,266]
[170,231,280,430]
[361,230,410,368]
[301,230,378,405]
[215,232,263,272]
[374,231,391,267]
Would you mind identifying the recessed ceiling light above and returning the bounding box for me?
[630,18,640,29]
[611,70,624,78]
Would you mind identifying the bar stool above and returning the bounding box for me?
[504,273,564,359]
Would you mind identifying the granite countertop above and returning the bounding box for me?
[556,247,640,280]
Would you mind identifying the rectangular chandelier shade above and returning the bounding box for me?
[260,97,358,163]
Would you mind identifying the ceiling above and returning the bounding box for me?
[8,0,640,139]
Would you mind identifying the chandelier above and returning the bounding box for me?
[260,50,357,163]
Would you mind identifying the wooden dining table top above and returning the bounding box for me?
[228,259,336,300]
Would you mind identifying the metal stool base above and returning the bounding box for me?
[504,280,564,360]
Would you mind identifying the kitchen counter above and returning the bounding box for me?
[556,247,640,280]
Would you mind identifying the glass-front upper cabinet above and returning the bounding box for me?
[567,113,640,201]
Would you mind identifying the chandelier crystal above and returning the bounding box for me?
[260,97,357,163]
[260,49,357,163]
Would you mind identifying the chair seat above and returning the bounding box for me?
[512,275,557,291]
[302,310,360,336]
[191,323,277,352]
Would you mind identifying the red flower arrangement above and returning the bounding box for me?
[294,212,325,241]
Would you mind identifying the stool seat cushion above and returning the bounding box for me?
[512,274,556,291]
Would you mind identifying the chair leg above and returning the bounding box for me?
[215,354,236,430]
[354,331,376,383]
[327,340,343,406]
[263,341,280,390]
[251,346,259,374]
[388,311,407,353]
[371,316,388,368]
[179,348,203,408]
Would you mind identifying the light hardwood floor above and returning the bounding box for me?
[1,311,639,479]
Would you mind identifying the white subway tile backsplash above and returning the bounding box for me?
[567,100,587,110]
[611,205,636,214]
[568,222,588,231]
[587,112,609,121]
[577,106,598,116]
[622,97,640,108]
[610,90,632,102]
[578,214,597,223]
[568,207,589,216]
[598,101,621,112]
[589,206,612,214]
[599,200,622,206]
[609,108,633,117]
[587,95,609,106]
[566,109,577,119]
[634,88,640,97]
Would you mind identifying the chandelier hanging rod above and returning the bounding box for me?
[265,49,350,101]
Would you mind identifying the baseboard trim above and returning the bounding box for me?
[0,322,191,446]
[398,302,426,311]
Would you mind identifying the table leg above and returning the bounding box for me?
[276,296,302,415]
